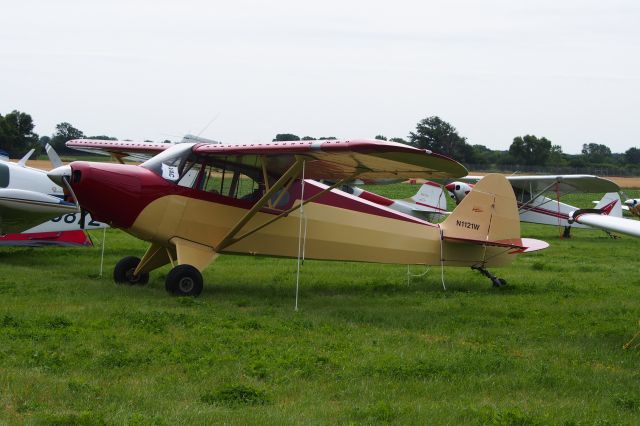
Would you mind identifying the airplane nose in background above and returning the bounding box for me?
[47,165,72,186]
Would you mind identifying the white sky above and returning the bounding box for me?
[1,0,638,154]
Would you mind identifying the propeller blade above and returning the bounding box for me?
[45,143,63,169]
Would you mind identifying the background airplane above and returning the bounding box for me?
[0,145,105,246]
[53,138,547,296]
[338,181,448,221]
[445,175,621,237]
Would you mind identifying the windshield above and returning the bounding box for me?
[141,143,195,182]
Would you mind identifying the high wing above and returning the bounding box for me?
[67,138,468,180]
[66,139,171,163]
[193,139,468,180]
[462,174,619,196]
[570,209,640,238]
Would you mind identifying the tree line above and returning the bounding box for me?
[1,109,638,173]
[276,116,640,173]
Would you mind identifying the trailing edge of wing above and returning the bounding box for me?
[195,139,468,180]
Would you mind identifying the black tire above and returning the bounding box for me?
[113,256,149,285]
[165,265,203,296]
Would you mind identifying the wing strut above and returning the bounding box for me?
[517,180,559,212]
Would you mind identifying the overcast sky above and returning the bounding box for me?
[1,0,638,153]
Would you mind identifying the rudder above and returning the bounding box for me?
[440,174,520,243]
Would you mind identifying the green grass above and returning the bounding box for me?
[1,185,640,424]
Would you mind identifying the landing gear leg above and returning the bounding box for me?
[563,226,571,238]
[471,266,507,287]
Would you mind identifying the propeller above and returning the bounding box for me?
[47,164,86,228]
[45,143,63,169]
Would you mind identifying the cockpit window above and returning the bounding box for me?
[140,143,195,182]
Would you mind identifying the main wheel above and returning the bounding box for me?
[113,256,149,285]
[165,265,203,296]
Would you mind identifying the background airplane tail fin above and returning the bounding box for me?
[594,192,622,217]
[440,174,521,243]
[409,181,447,213]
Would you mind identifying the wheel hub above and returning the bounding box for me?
[178,277,194,293]
[125,268,140,283]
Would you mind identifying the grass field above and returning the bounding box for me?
[1,185,640,425]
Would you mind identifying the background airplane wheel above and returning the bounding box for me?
[113,256,149,285]
[165,265,203,296]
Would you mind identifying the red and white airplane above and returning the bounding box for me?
[445,175,621,236]
[0,145,105,246]
[340,181,448,221]
[50,138,548,296]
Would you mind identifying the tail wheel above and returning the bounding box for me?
[165,265,203,297]
[113,256,149,285]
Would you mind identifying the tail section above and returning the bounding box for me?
[441,174,520,243]
[409,181,447,214]
[594,192,622,218]
[439,174,547,267]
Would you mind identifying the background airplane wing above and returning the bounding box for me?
[506,175,619,194]
[0,189,78,234]
[462,174,619,195]
[571,210,640,238]
[66,139,171,162]
[194,139,468,180]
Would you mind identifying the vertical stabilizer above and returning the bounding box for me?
[441,174,520,243]
[595,192,622,218]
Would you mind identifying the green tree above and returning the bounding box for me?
[87,135,117,140]
[50,122,84,154]
[625,147,640,164]
[301,136,315,140]
[0,110,40,157]
[547,144,566,166]
[375,135,387,141]
[273,133,300,142]
[409,116,474,163]
[581,143,611,164]
[389,137,408,144]
[508,135,552,166]
[318,136,337,140]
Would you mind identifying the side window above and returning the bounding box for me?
[197,163,264,202]
[0,163,8,188]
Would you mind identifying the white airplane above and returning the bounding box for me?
[622,198,640,217]
[445,175,622,237]
[570,208,640,238]
[339,181,448,221]
[0,145,106,245]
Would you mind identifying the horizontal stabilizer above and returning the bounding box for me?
[443,236,549,253]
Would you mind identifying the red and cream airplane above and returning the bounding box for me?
[49,138,548,296]
[445,175,621,237]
